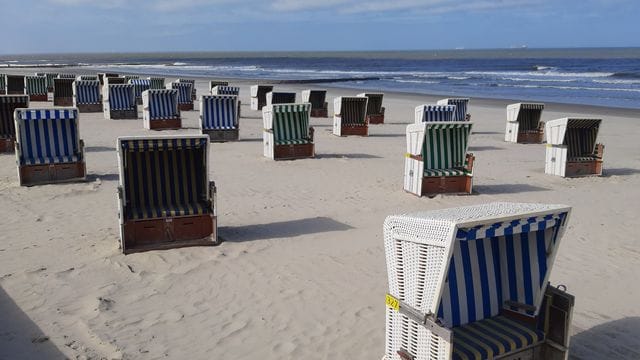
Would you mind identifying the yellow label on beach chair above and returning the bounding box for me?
[385,293,400,311]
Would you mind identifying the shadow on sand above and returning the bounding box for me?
[219,216,353,242]
[603,168,640,177]
[474,183,549,194]
[85,146,116,153]
[468,146,505,151]
[86,173,120,182]
[569,317,640,360]
[316,153,382,159]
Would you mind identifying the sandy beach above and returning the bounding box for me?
[1,69,639,360]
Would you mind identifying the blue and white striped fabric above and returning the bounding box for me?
[212,86,240,96]
[436,212,568,328]
[74,80,100,104]
[201,95,237,130]
[172,82,193,104]
[129,79,151,99]
[16,108,81,165]
[148,89,178,119]
[440,99,469,121]
[108,85,135,110]
[419,105,457,122]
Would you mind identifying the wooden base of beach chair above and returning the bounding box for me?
[178,103,194,111]
[29,94,48,102]
[310,108,328,118]
[19,161,86,186]
[54,97,73,106]
[109,109,138,120]
[367,114,384,124]
[0,138,14,153]
[0,90,6,95]
[47,87,53,93]
[517,131,544,144]
[203,129,239,142]
[7,90,23,95]
[420,175,472,196]
[122,214,217,254]
[148,118,182,130]
[274,143,314,160]
[339,125,368,136]
[77,103,103,113]
[565,160,603,177]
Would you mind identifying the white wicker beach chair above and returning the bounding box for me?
[200,95,239,142]
[358,92,385,124]
[383,202,575,360]
[103,84,137,120]
[415,104,457,123]
[24,76,48,101]
[263,103,314,160]
[73,80,102,112]
[437,98,470,121]
[333,96,368,136]
[250,85,274,110]
[545,118,604,177]
[301,89,328,117]
[505,103,545,143]
[142,89,181,130]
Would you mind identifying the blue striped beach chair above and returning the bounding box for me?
[250,85,274,110]
[14,108,86,185]
[0,74,6,95]
[25,76,48,101]
[404,122,474,196]
[438,98,470,121]
[116,135,218,253]
[104,84,137,119]
[73,80,102,112]
[148,77,165,90]
[129,79,151,104]
[333,96,368,136]
[383,202,575,360]
[357,93,385,124]
[142,89,180,130]
[178,79,196,100]
[506,103,545,143]
[209,80,229,92]
[301,89,328,118]
[266,91,296,106]
[6,75,25,95]
[262,103,314,160]
[169,82,194,111]
[545,118,603,177]
[53,78,74,106]
[0,95,29,152]
[200,95,239,142]
[415,104,457,123]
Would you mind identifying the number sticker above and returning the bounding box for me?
[385,293,400,311]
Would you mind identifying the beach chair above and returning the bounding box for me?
[358,92,385,124]
[250,85,273,110]
[53,78,74,106]
[545,118,604,177]
[266,91,296,106]
[0,74,5,95]
[178,79,196,100]
[98,73,120,85]
[6,75,25,95]
[129,79,151,105]
[0,95,29,152]
[200,95,239,142]
[437,98,470,121]
[116,135,218,254]
[73,80,102,112]
[383,202,575,360]
[57,74,76,79]
[506,103,545,144]
[301,89,328,117]
[169,81,194,111]
[332,96,368,136]
[14,108,86,186]
[123,75,140,83]
[44,73,59,92]
[209,80,229,92]
[415,104,457,123]
[212,86,242,118]
[103,84,137,120]
[263,103,314,160]
[142,89,181,130]
[25,76,48,101]
[148,77,165,90]
[76,75,99,81]
[404,122,474,196]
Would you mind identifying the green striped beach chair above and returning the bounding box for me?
[116,135,218,253]
[0,74,7,94]
[250,85,274,110]
[383,202,575,360]
[44,73,59,92]
[301,89,328,118]
[25,76,48,101]
[333,96,368,136]
[545,118,604,177]
[6,75,25,95]
[0,95,29,152]
[357,92,385,124]
[148,77,165,90]
[506,103,545,143]
[404,122,474,196]
[262,103,314,160]
[53,78,75,106]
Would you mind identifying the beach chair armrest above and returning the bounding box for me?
[309,127,315,142]
[465,153,475,172]
[406,153,423,161]
[209,181,217,215]
[466,114,471,121]
[595,143,605,158]
[381,106,386,115]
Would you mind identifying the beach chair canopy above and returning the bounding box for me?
[108,84,135,110]
[201,95,238,130]
[358,93,384,115]
[77,75,99,81]
[334,96,368,125]
[437,98,469,121]
[508,103,544,131]
[145,89,178,119]
[267,91,296,105]
[6,75,25,93]
[210,80,229,89]
[25,76,47,95]
[408,122,473,176]
[0,95,29,138]
[105,77,125,85]
[15,108,81,165]
[415,104,457,123]
[148,77,165,89]
[264,103,311,145]
[129,79,151,98]
[170,82,193,104]
[54,78,74,97]
[57,74,76,79]
[118,136,210,221]
[212,86,239,96]
[250,85,274,97]
[301,90,326,109]
[74,80,100,104]
[546,118,602,160]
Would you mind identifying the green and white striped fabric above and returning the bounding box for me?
[422,123,472,176]
[45,73,59,89]
[272,103,312,145]
[25,76,47,95]
[149,77,165,89]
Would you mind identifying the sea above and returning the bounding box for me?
[2,48,639,109]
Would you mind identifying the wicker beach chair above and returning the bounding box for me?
[168,81,194,111]
[545,118,604,177]
[212,86,241,118]
[14,108,86,186]
[0,74,6,95]
[250,85,274,110]
[129,79,151,105]
[506,103,545,144]
[53,78,74,106]
[0,95,29,152]
[263,103,314,160]
[383,202,575,360]
[301,89,328,118]
[209,80,229,92]
[6,75,25,95]
[333,96,368,136]
[404,122,474,196]
[25,76,48,101]
[437,98,470,121]
[73,80,102,112]
[116,135,218,254]
[200,95,239,142]
[104,84,137,119]
[142,89,181,130]
[178,79,196,100]
[266,91,296,106]
[148,77,165,90]
[415,104,457,123]
[358,92,385,124]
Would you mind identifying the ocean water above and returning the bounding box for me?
[2,48,639,109]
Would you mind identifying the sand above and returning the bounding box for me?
[1,69,639,360]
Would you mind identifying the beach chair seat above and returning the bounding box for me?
[266,91,296,106]
[73,80,102,112]
[545,118,603,177]
[14,108,86,185]
[129,79,151,104]
[148,77,165,89]
[6,75,25,95]
[506,103,545,143]
[0,95,29,152]
[53,78,74,106]
[358,92,385,124]
[263,103,314,160]
[169,82,194,111]
[405,122,474,196]
[250,85,274,110]
[211,86,241,118]
[415,104,457,123]
[25,76,48,101]
[142,89,181,130]
[301,89,328,117]
[333,96,368,136]
[200,95,238,142]
[104,84,137,119]
[438,98,470,121]
[117,135,218,253]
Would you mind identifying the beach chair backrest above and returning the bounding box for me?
[123,75,140,83]
[359,93,383,115]
[422,122,472,170]
[7,75,25,94]
[74,80,100,104]
[517,103,544,131]
[108,84,135,110]
[54,78,74,98]
[0,95,29,138]
[77,75,98,81]
[148,77,165,89]
[45,73,59,88]
[129,79,151,98]
[25,76,47,95]
[211,86,239,96]
[200,95,237,130]
[270,103,311,142]
[437,98,469,121]
[336,97,367,125]
[118,136,209,221]
[210,80,229,89]
[15,108,81,165]
[416,104,457,123]
[546,118,601,158]
[147,89,178,119]
[267,92,296,105]
[302,90,326,109]
[171,82,193,104]
[57,74,76,79]
[251,85,274,98]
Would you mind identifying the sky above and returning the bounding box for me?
[0,0,639,54]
